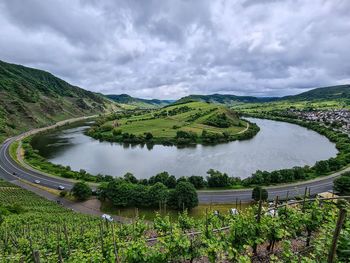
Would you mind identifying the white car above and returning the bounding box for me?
[101,214,114,222]
[34,180,41,184]
[58,185,65,190]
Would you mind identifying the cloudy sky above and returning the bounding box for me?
[0,0,349,99]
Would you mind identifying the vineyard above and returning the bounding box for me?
[0,179,349,262]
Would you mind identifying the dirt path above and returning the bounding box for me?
[237,121,249,134]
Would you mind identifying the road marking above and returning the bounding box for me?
[0,140,72,187]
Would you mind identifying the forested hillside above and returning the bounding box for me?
[176,94,276,105]
[175,85,350,106]
[106,94,174,108]
[0,60,118,142]
[282,84,350,101]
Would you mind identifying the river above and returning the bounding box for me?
[30,118,338,179]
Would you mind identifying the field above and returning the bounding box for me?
[1,179,350,262]
[87,101,255,145]
[232,99,350,113]
[110,101,245,136]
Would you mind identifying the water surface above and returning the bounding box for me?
[31,118,338,179]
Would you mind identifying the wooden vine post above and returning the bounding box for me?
[327,208,347,263]
[33,250,41,263]
[253,198,263,255]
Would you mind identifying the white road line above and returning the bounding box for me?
[1,140,72,187]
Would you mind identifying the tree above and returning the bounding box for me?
[188,175,205,189]
[169,182,198,210]
[207,169,229,187]
[104,181,135,207]
[252,186,268,202]
[165,175,177,188]
[334,172,350,195]
[149,172,171,186]
[71,182,92,201]
[147,182,169,207]
[144,132,153,141]
[123,172,138,184]
[315,160,330,175]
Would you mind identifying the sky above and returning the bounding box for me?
[0,0,349,99]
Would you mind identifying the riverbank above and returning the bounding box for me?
[0,126,347,205]
[13,115,346,191]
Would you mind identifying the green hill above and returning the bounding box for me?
[0,60,118,142]
[175,94,277,105]
[106,94,174,108]
[282,84,350,101]
[87,101,260,145]
[176,85,350,105]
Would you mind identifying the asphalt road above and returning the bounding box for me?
[0,137,75,190]
[1,133,348,204]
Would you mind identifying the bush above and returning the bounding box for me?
[252,186,268,202]
[144,132,153,141]
[334,172,350,195]
[71,182,92,201]
[59,190,68,197]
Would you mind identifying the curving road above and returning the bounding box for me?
[0,137,75,190]
[0,122,349,204]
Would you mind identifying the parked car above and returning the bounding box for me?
[101,214,114,222]
[34,180,41,184]
[58,185,65,190]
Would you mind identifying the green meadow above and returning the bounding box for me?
[90,101,249,144]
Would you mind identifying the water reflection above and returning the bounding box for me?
[31,118,338,179]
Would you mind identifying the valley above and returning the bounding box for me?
[1,62,350,262]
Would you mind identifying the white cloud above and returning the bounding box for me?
[0,0,349,99]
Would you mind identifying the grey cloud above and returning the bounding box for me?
[0,0,349,99]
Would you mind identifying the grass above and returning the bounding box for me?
[102,101,247,139]
[9,140,19,161]
[101,201,251,221]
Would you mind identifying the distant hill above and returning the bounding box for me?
[281,85,350,101]
[106,94,174,108]
[0,60,118,142]
[176,85,350,105]
[175,94,277,105]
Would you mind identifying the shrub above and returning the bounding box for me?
[334,172,350,195]
[71,182,92,201]
[252,186,268,202]
[59,190,68,197]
